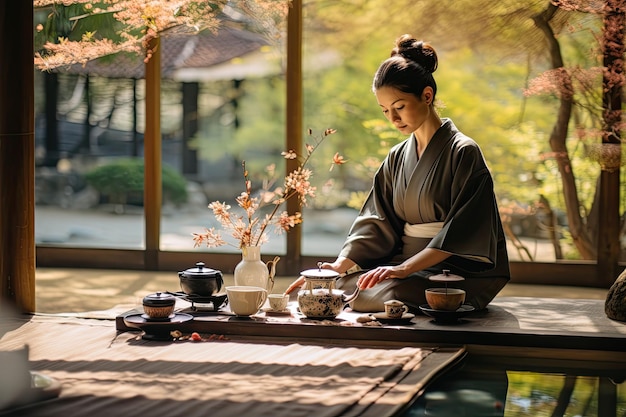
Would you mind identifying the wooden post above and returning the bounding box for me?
[285,0,303,274]
[181,82,199,176]
[597,3,624,286]
[0,2,36,312]
[144,37,162,270]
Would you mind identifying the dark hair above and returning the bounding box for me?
[372,34,438,102]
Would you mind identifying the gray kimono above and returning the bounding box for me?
[338,119,510,311]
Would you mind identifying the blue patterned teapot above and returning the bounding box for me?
[297,266,359,319]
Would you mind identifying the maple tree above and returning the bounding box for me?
[524,0,624,261]
[33,0,289,69]
[302,0,625,263]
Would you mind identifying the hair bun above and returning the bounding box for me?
[391,34,438,74]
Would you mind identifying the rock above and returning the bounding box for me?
[71,186,100,209]
[356,314,375,323]
[605,270,626,321]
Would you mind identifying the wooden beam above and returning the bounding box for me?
[0,2,35,312]
[285,0,303,274]
[144,37,162,270]
[597,170,620,285]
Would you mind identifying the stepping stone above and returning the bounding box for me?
[605,270,626,321]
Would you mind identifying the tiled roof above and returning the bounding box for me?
[63,25,268,79]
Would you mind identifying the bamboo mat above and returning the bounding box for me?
[0,315,463,417]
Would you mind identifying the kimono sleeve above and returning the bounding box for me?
[338,154,405,269]
[428,142,500,272]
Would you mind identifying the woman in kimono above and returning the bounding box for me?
[286,34,510,312]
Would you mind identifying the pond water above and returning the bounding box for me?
[401,353,626,417]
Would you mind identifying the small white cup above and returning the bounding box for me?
[226,286,267,316]
[268,293,289,311]
[384,299,409,318]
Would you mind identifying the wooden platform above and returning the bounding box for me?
[116,296,626,359]
[2,295,624,416]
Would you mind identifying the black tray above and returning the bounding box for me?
[419,304,475,323]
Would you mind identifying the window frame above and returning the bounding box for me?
[34,0,621,289]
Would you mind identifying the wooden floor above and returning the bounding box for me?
[34,267,610,314]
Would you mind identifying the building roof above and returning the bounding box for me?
[63,25,270,80]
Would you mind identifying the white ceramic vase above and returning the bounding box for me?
[233,245,271,291]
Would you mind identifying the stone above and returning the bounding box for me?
[605,270,626,321]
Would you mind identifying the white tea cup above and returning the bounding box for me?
[384,299,409,319]
[268,293,289,311]
[226,286,267,316]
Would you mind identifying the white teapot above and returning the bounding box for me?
[297,265,359,319]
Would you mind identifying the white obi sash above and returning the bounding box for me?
[403,222,444,239]
[403,221,492,263]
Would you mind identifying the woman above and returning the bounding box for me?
[286,34,510,312]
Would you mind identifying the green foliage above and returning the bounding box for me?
[506,371,604,416]
[34,2,123,50]
[84,159,187,205]
[192,0,620,257]
[192,78,286,179]
[216,14,581,215]
[434,48,550,202]
[229,78,286,175]
[85,159,144,196]
[347,190,369,211]
[161,164,189,205]
[325,46,563,210]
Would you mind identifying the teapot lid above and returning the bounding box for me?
[300,267,340,280]
[428,269,465,282]
[143,291,176,306]
[180,262,222,278]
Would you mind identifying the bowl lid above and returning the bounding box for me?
[428,269,465,282]
[143,292,176,306]
[180,262,222,279]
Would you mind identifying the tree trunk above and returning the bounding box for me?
[551,375,576,417]
[532,3,596,259]
[597,0,624,283]
[539,194,563,259]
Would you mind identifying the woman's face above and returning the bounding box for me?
[375,86,432,136]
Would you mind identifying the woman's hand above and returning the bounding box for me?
[284,259,350,295]
[357,265,408,289]
[358,249,450,289]
[318,259,349,273]
[284,275,306,295]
